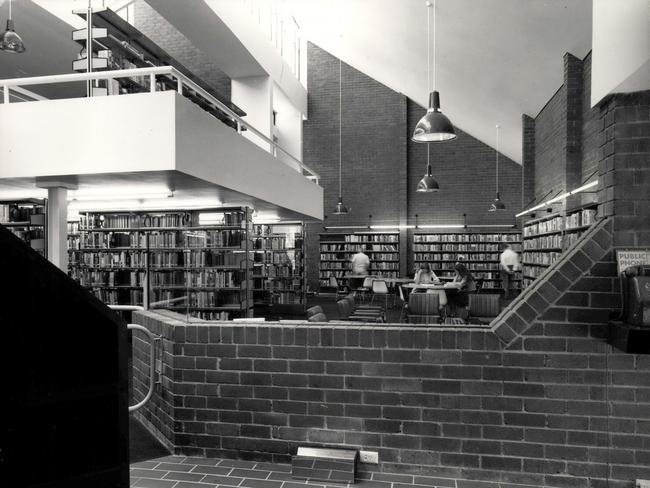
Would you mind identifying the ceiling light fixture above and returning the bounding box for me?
[417,143,440,192]
[1,0,26,53]
[69,191,174,202]
[412,0,456,142]
[488,124,506,212]
[333,58,349,215]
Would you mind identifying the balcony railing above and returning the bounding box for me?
[0,66,319,182]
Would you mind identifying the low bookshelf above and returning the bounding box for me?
[68,207,253,320]
[412,231,522,293]
[319,231,400,289]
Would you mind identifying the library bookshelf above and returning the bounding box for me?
[251,223,305,308]
[68,207,253,320]
[412,231,522,293]
[521,202,598,288]
[0,199,47,257]
[319,231,400,288]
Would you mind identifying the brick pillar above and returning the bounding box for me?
[564,53,584,210]
[599,91,650,247]
[521,114,535,208]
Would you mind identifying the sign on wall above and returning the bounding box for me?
[616,249,650,274]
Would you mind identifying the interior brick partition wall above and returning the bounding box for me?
[133,300,650,488]
[303,43,522,289]
[133,0,232,100]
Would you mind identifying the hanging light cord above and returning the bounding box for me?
[9,0,12,19]
[339,58,342,198]
[427,143,430,170]
[433,0,436,91]
[495,124,500,193]
[426,1,431,93]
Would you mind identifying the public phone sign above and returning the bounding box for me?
[616,249,650,275]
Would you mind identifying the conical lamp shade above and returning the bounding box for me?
[412,91,456,142]
[1,19,26,53]
[333,197,349,215]
[417,165,440,192]
[488,192,506,212]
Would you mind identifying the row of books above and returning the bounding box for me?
[253,266,300,278]
[180,230,246,248]
[319,253,398,261]
[152,290,244,308]
[252,236,301,249]
[566,208,597,229]
[344,235,399,243]
[71,270,145,287]
[523,265,547,279]
[319,270,400,279]
[414,233,520,243]
[0,204,43,223]
[413,252,501,261]
[89,288,143,305]
[257,280,302,291]
[80,211,246,229]
[79,231,146,249]
[255,252,296,265]
[148,251,245,268]
[524,216,563,237]
[71,251,148,267]
[523,234,563,250]
[522,251,562,266]
[320,244,399,252]
[413,243,507,252]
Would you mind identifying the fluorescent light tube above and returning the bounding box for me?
[417,224,465,229]
[570,180,598,195]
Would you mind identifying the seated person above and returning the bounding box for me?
[414,263,439,285]
[413,263,447,312]
[447,263,476,319]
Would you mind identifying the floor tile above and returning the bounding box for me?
[157,462,196,472]
[133,478,178,488]
[130,468,168,480]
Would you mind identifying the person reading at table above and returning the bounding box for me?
[447,262,476,319]
[349,244,371,290]
[414,263,439,286]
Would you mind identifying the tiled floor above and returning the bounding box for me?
[130,455,478,488]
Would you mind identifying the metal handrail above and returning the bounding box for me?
[127,323,158,413]
[108,304,157,412]
[0,66,320,181]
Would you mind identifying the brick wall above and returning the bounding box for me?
[596,90,650,247]
[133,0,232,100]
[133,307,650,488]
[304,44,522,289]
[522,115,536,209]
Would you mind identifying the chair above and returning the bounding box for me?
[370,280,390,309]
[468,294,500,323]
[308,312,328,322]
[328,276,349,300]
[306,305,324,318]
[406,292,440,324]
[357,276,375,303]
[474,278,484,294]
[398,285,408,323]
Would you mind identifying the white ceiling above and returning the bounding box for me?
[287,0,593,164]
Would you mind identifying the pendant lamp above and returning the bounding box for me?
[417,144,440,192]
[333,58,349,215]
[488,125,506,212]
[1,0,26,53]
[412,0,455,143]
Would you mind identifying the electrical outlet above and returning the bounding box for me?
[359,450,379,464]
[636,480,650,488]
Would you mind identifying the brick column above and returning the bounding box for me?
[564,54,584,210]
[521,114,535,208]
[598,90,650,247]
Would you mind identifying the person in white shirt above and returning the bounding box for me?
[499,244,520,299]
[349,246,370,290]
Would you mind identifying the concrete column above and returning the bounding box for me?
[36,178,78,271]
[47,187,68,271]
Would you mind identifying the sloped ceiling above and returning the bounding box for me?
[288,0,592,164]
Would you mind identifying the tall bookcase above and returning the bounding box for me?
[522,202,598,288]
[412,231,522,292]
[251,223,305,307]
[68,207,253,320]
[319,231,400,288]
[0,199,47,257]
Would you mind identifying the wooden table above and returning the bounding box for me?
[401,282,460,307]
